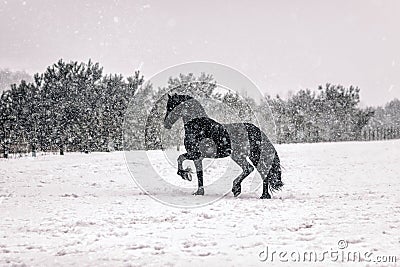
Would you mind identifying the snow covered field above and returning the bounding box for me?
[1,140,399,266]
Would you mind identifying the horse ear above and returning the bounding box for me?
[167,94,171,99]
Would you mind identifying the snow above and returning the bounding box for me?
[1,140,400,266]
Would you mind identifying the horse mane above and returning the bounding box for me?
[176,94,194,103]
[171,94,208,120]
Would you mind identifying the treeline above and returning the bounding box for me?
[0,68,32,93]
[267,85,376,143]
[368,98,400,128]
[268,87,400,143]
[0,59,143,156]
[1,59,399,157]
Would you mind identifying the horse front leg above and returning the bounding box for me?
[177,153,192,181]
[193,159,204,195]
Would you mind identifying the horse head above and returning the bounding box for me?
[164,93,191,129]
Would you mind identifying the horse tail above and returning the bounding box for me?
[245,123,283,193]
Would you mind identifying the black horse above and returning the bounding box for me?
[163,94,283,199]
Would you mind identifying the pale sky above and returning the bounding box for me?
[0,0,399,106]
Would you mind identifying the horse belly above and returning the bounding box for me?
[223,123,252,156]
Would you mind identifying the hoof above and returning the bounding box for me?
[260,193,271,199]
[192,187,204,195]
[232,183,241,197]
[177,168,192,181]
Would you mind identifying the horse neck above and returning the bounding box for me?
[181,99,208,123]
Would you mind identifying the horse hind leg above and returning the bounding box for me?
[254,157,274,199]
[231,155,254,197]
[256,164,271,199]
